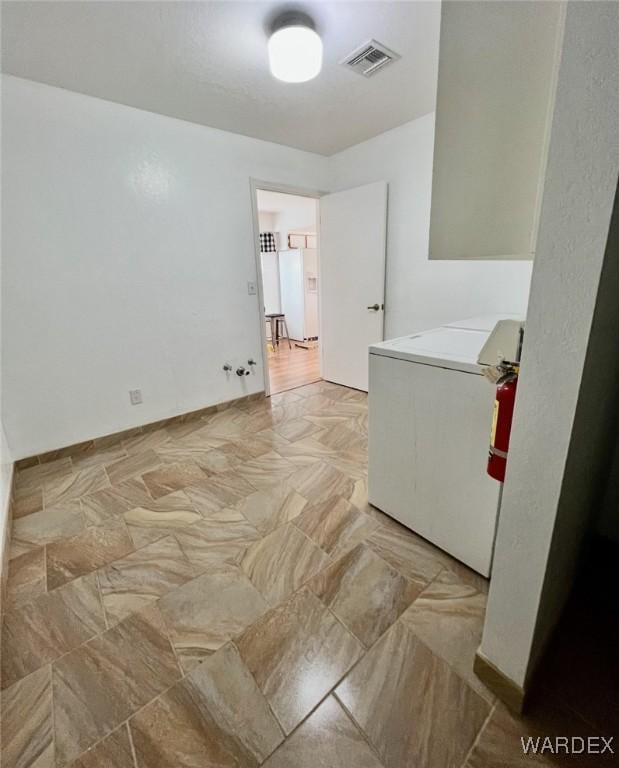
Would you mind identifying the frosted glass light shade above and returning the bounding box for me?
[268,25,322,83]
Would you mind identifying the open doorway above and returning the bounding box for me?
[255,188,321,395]
[251,179,388,396]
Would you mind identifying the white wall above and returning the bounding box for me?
[258,210,280,251]
[258,211,276,233]
[329,115,533,339]
[257,190,317,250]
[1,75,330,458]
[273,199,316,248]
[2,78,535,461]
[479,0,619,690]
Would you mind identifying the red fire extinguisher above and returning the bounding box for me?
[487,370,518,482]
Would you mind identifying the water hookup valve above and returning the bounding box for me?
[223,360,256,376]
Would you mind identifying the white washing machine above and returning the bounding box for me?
[368,316,519,576]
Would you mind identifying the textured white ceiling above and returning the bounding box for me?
[1,1,440,155]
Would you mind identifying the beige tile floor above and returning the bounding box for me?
[0,381,610,767]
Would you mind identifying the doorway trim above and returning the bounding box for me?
[249,178,324,396]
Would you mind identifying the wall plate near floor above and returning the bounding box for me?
[129,389,143,405]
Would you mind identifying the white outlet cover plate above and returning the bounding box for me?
[247,281,257,295]
[129,389,143,405]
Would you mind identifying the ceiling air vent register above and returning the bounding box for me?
[342,39,400,77]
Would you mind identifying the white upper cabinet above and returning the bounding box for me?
[429,1,565,260]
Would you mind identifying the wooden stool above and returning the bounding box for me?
[275,316,292,349]
[265,313,292,350]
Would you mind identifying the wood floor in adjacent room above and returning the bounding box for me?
[268,342,320,395]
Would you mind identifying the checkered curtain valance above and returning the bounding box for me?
[260,232,277,253]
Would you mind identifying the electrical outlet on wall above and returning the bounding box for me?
[247,281,257,295]
[129,389,143,405]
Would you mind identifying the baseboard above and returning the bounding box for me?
[14,391,266,470]
[0,462,15,616]
[474,650,527,714]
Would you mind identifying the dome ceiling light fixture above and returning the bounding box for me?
[268,11,322,83]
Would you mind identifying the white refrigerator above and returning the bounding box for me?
[278,249,318,342]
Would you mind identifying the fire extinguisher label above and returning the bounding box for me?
[490,400,499,447]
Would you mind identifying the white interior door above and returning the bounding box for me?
[320,181,387,390]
